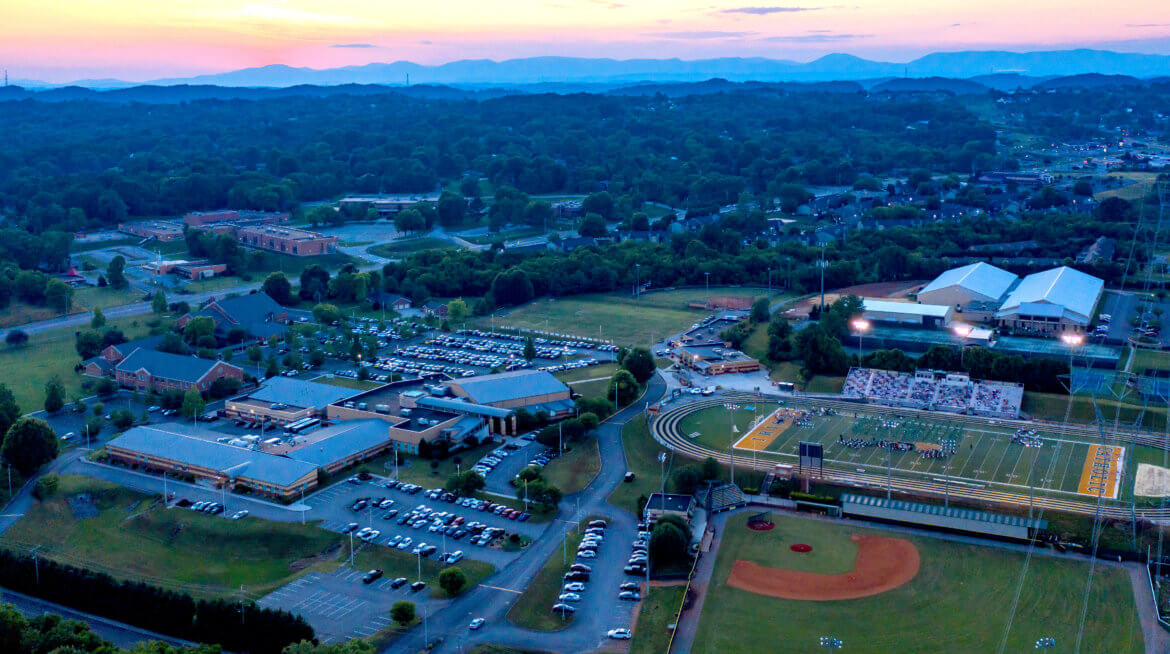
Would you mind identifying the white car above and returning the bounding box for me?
[577,550,597,559]
[231,510,249,520]
[563,582,586,592]
[558,592,581,602]
[469,617,485,630]
[608,629,632,640]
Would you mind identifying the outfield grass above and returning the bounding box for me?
[506,517,603,631]
[554,362,618,384]
[630,585,687,654]
[1,475,340,597]
[540,438,600,494]
[692,512,1143,654]
[488,288,787,347]
[348,541,494,598]
[368,238,458,257]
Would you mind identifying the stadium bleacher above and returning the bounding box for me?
[841,367,1023,418]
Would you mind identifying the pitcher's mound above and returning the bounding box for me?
[728,533,919,601]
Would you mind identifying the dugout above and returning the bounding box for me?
[841,493,1046,541]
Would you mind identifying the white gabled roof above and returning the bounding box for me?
[919,262,1018,302]
[996,266,1104,324]
[862,299,952,319]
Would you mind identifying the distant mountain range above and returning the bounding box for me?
[11,48,1170,89]
[2,71,1166,105]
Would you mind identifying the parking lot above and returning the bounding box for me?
[258,568,441,643]
[305,475,547,568]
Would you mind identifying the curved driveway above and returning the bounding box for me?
[391,375,667,654]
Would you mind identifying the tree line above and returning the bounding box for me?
[0,549,314,653]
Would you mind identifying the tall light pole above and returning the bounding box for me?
[851,318,870,359]
[767,267,772,296]
[724,403,739,485]
[818,244,826,311]
[704,272,711,310]
[635,263,641,299]
[952,323,973,368]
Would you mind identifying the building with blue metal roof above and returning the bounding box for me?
[917,262,1018,307]
[445,370,571,409]
[106,424,319,500]
[996,266,1104,334]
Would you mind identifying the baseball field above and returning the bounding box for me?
[671,399,1120,499]
[691,513,1144,653]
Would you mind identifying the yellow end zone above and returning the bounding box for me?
[1077,444,1125,499]
[733,409,796,452]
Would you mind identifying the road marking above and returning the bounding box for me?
[479,584,521,594]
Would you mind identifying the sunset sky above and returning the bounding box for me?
[3,0,1170,82]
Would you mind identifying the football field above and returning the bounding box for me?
[676,400,1121,498]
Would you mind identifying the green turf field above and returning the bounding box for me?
[674,400,1102,497]
[692,513,1144,654]
[487,288,785,346]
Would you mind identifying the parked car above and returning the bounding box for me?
[608,629,633,640]
[618,591,641,601]
[468,618,485,631]
[410,581,427,592]
[389,577,408,589]
[362,569,383,584]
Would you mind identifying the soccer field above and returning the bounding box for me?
[674,400,1115,498]
[691,513,1144,654]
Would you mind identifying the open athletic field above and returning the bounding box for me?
[675,399,1120,498]
[692,512,1143,653]
[488,287,785,346]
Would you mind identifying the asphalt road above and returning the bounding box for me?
[391,374,667,654]
[0,282,263,341]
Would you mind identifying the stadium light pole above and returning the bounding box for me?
[704,272,711,310]
[819,244,826,311]
[952,323,974,368]
[724,403,740,485]
[851,318,870,359]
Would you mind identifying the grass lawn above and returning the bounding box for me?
[506,516,604,630]
[554,362,619,384]
[1131,347,1170,375]
[0,302,74,329]
[487,288,787,347]
[630,584,687,654]
[691,512,1143,654]
[540,438,600,494]
[310,375,386,391]
[0,315,173,411]
[368,238,458,257]
[72,286,143,312]
[608,415,670,517]
[570,378,612,403]
[349,541,494,599]
[1022,391,1167,430]
[369,441,501,487]
[258,252,358,276]
[177,276,252,294]
[1,475,341,598]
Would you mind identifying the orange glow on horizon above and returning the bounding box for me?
[1,0,1168,81]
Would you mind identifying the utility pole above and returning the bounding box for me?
[819,244,826,311]
[239,585,246,624]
